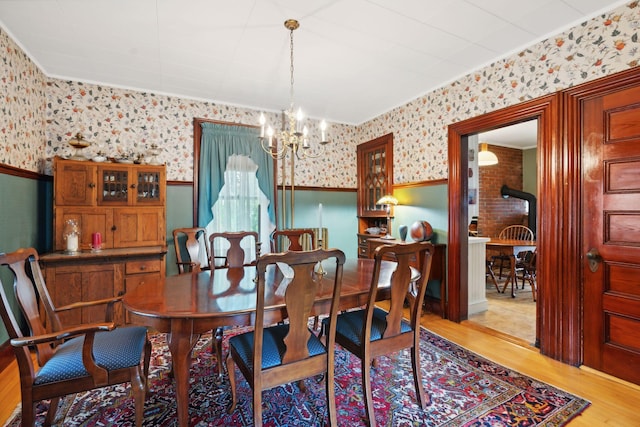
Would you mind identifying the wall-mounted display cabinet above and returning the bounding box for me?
[356,133,393,257]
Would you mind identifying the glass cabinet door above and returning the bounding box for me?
[98,167,130,205]
[357,133,393,217]
[136,170,162,203]
[364,148,387,213]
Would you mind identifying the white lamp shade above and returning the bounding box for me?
[478,143,498,166]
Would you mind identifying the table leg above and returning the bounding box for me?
[168,319,197,427]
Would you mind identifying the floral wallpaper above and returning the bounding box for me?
[359,1,640,183]
[0,28,47,172]
[43,81,359,185]
[1,1,639,186]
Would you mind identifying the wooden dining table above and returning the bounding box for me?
[486,238,536,297]
[123,257,400,426]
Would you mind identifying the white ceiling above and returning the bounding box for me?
[478,120,538,150]
[0,0,627,125]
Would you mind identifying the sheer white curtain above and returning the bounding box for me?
[205,154,275,266]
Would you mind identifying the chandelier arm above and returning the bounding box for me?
[295,144,326,159]
[259,138,288,159]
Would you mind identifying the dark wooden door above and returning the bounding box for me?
[583,84,640,384]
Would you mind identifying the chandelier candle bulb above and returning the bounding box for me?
[296,108,304,134]
[267,127,274,148]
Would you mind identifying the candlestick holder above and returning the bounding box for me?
[315,237,326,277]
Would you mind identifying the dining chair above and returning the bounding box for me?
[270,228,316,252]
[207,231,262,378]
[486,257,499,291]
[226,248,346,427]
[173,227,211,273]
[210,230,261,269]
[270,228,321,329]
[0,247,151,427]
[493,224,534,283]
[322,241,434,427]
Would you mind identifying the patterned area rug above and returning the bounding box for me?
[5,328,589,426]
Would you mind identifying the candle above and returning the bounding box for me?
[92,232,102,250]
[318,203,323,231]
[267,126,274,148]
[67,234,79,252]
[259,112,266,137]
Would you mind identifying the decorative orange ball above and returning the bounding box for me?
[409,220,433,241]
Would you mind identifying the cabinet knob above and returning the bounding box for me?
[111,225,117,231]
[89,182,96,188]
[139,265,146,270]
[130,184,136,189]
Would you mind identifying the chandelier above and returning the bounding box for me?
[258,19,329,159]
[258,19,330,230]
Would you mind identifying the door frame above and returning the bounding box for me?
[447,93,583,364]
[447,67,640,366]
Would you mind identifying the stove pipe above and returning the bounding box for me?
[500,184,536,237]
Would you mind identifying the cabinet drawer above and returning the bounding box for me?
[358,245,369,257]
[126,259,161,275]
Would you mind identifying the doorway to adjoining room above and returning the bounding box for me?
[466,120,538,346]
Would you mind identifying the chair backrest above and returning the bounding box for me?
[0,248,59,368]
[209,231,261,268]
[254,248,345,366]
[499,225,534,241]
[173,227,211,273]
[270,228,316,252]
[368,241,434,337]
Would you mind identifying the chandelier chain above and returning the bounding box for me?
[289,27,295,111]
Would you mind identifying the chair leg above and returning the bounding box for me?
[143,336,151,393]
[213,327,224,383]
[530,275,537,301]
[411,343,427,409]
[226,353,238,414]
[361,356,376,427]
[325,354,338,426]
[487,264,499,292]
[44,396,58,426]
[23,397,37,427]
[130,366,146,427]
[253,385,263,427]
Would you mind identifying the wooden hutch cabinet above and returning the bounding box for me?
[53,158,165,251]
[40,157,167,326]
[356,133,393,258]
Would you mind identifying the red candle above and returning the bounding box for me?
[92,232,102,249]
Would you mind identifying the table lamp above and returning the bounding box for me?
[377,194,398,239]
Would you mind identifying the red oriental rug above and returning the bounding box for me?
[5,328,589,426]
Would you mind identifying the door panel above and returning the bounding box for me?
[583,84,640,384]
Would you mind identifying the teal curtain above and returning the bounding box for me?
[198,123,275,227]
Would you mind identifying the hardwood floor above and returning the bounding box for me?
[468,279,537,345]
[2,313,639,425]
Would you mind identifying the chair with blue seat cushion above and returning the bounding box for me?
[0,247,150,427]
[226,247,345,427]
[322,240,434,427]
